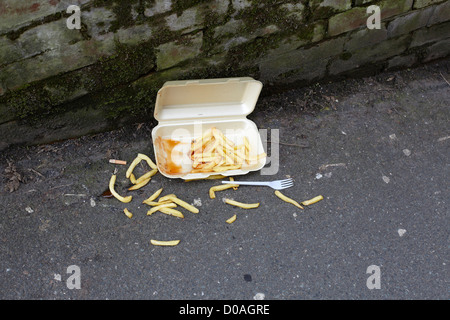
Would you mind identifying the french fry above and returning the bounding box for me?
[226,214,237,224]
[211,127,224,143]
[138,153,157,170]
[301,195,324,206]
[189,127,268,174]
[158,194,177,202]
[159,207,184,218]
[143,188,163,203]
[184,174,226,182]
[193,155,216,168]
[213,165,242,172]
[229,177,238,191]
[150,239,180,246]
[126,153,157,179]
[163,195,199,213]
[224,199,260,209]
[274,190,304,209]
[223,135,235,148]
[192,128,213,150]
[209,184,239,199]
[222,141,236,155]
[188,127,268,176]
[135,168,158,184]
[213,127,234,148]
[191,168,217,173]
[126,156,142,179]
[109,174,132,203]
[147,203,177,215]
[123,208,133,219]
[202,139,220,156]
[233,150,245,166]
[202,158,221,170]
[216,147,234,165]
[243,137,250,152]
[245,152,267,163]
[216,157,225,167]
[128,177,151,191]
[143,200,172,206]
[129,173,137,184]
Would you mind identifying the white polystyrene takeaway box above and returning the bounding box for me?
[151,77,266,180]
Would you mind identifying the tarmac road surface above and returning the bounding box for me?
[0,60,448,300]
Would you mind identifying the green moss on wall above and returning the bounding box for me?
[236,2,304,35]
[1,37,157,124]
[91,0,140,32]
[171,0,209,15]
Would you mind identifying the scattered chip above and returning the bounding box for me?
[126,156,142,179]
[138,153,157,170]
[123,208,133,219]
[162,195,199,213]
[128,177,151,191]
[158,194,178,202]
[159,207,184,218]
[150,239,180,246]
[146,201,172,206]
[224,199,259,209]
[209,184,239,199]
[301,195,324,206]
[126,153,157,179]
[143,188,163,203]
[147,203,177,215]
[274,190,303,209]
[226,214,237,224]
[229,177,238,191]
[135,168,158,184]
[110,150,321,249]
[109,174,132,203]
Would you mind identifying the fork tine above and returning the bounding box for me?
[281,183,294,188]
[281,179,293,185]
[280,181,294,188]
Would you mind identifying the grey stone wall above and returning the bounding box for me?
[0,0,449,150]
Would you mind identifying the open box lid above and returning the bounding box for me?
[154,77,263,122]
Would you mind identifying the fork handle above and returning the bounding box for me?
[222,181,270,187]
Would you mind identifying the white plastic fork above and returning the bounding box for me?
[221,178,294,190]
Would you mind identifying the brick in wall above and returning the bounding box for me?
[328,0,414,37]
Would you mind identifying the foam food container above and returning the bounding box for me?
[152,77,266,180]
